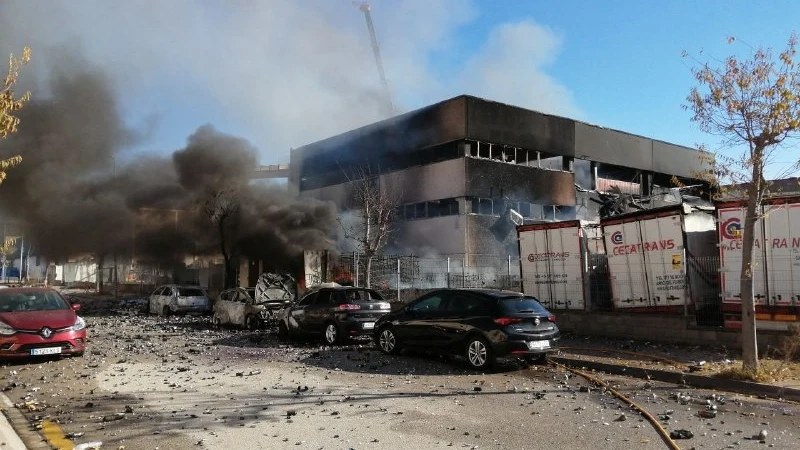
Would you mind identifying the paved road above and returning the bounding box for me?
[1,300,799,449]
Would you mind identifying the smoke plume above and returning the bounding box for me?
[0,57,337,272]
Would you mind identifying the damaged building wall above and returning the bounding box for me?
[464,97,575,156]
[290,94,709,260]
[464,158,575,207]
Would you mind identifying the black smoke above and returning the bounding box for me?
[0,58,337,273]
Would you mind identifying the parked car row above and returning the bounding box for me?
[138,282,561,370]
[277,284,561,369]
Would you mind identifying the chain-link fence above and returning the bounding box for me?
[322,253,734,324]
[326,253,521,303]
[312,252,800,329]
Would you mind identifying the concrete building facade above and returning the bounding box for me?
[289,95,708,258]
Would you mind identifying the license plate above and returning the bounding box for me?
[30,347,62,356]
[528,341,550,350]
[362,322,375,330]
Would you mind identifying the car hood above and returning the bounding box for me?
[0,310,77,330]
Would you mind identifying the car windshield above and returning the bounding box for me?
[498,296,549,315]
[178,287,205,297]
[0,291,69,312]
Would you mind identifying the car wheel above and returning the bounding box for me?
[465,336,493,370]
[377,326,399,354]
[162,305,171,317]
[246,315,260,331]
[323,322,339,345]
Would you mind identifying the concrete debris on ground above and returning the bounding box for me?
[0,293,796,449]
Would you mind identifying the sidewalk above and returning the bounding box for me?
[555,334,800,402]
[0,392,50,450]
[0,409,26,450]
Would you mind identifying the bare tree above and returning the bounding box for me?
[203,189,241,289]
[338,168,398,288]
[685,33,800,372]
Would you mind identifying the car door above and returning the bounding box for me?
[215,289,234,324]
[396,292,449,348]
[304,289,333,333]
[160,286,175,314]
[149,286,165,314]
[438,292,491,349]
[288,292,316,334]
[228,289,248,326]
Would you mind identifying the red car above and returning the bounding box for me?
[0,288,87,358]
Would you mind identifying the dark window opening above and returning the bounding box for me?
[479,198,493,215]
[492,200,507,216]
[478,141,490,159]
[414,203,426,219]
[518,202,531,218]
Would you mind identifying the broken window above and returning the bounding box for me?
[518,202,531,218]
[478,141,490,159]
[414,203,426,219]
[441,198,459,215]
[492,200,507,216]
[404,204,414,220]
[543,205,556,221]
[427,200,442,217]
[468,141,479,157]
[479,198,492,215]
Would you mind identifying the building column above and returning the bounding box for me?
[641,171,653,196]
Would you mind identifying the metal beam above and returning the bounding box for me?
[251,164,290,179]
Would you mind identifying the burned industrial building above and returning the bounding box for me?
[289,95,709,259]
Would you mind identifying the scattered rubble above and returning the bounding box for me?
[0,294,798,449]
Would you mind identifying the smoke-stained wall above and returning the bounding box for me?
[465,158,575,205]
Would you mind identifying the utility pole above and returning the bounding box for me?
[353,2,394,116]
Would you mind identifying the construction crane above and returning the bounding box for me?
[353,1,394,116]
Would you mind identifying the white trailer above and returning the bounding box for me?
[517,221,588,310]
[717,197,800,330]
[601,205,716,310]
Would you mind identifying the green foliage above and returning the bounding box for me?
[0,47,30,184]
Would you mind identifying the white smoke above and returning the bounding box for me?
[0,0,579,163]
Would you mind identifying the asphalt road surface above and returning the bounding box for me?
[1,298,800,449]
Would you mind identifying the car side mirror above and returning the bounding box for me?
[71,303,81,311]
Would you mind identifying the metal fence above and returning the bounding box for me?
[319,252,800,328]
[322,253,737,326]
[326,253,522,302]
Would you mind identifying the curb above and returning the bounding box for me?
[0,392,52,450]
[552,356,800,403]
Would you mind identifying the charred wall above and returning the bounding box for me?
[464,158,575,206]
[464,97,574,156]
[381,159,466,204]
[575,123,704,179]
[290,96,467,190]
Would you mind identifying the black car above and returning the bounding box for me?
[373,288,560,369]
[278,284,391,345]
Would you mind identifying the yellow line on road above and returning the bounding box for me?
[40,419,74,450]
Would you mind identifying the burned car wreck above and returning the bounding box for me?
[212,273,295,330]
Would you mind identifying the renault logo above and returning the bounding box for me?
[40,327,53,339]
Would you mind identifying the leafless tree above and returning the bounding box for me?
[203,189,241,289]
[685,33,800,372]
[338,167,399,288]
